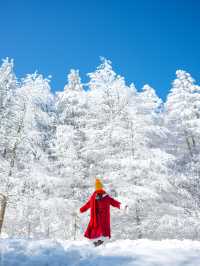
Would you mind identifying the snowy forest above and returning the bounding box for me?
[0,57,200,241]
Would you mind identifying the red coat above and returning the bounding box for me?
[80,191,121,239]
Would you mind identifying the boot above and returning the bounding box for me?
[94,239,104,247]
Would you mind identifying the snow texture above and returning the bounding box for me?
[1,239,200,266]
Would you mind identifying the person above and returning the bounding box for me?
[80,178,125,247]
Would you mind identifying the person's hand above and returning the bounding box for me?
[121,203,128,211]
[122,204,129,214]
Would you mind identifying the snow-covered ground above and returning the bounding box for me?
[0,239,200,266]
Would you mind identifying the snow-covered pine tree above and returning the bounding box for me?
[0,58,17,160]
[165,70,200,160]
[2,72,56,238]
[163,70,200,239]
[50,69,90,239]
[85,58,130,179]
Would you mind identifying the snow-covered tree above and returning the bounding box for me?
[0,58,17,158]
[85,58,130,176]
[54,69,89,197]
[165,70,200,159]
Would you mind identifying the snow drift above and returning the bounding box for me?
[1,239,200,266]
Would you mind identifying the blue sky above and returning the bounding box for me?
[0,0,199,100]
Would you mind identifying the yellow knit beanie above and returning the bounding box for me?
[95,178,103,191]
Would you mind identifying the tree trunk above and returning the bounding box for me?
[27,222,31,238]
[9,102,27,176]
[191,136,196,150]
[0,193,7,235]
[135,201,142,239]
[184,130,193,158]
[74,214,78,240]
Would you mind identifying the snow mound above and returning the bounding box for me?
[0,239,200,266]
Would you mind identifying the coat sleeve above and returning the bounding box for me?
[80,199,91,213]
[109,196,121,209]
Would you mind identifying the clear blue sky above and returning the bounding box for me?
[1,0,199,99]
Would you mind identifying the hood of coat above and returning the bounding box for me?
[95,192,108,200]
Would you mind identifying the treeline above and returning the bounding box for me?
[0,58,200,240]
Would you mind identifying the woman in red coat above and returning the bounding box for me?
[80,178,121,246]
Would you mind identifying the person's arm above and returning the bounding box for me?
[80,199,91,213]
[109,196,121,209]
[120,203,128,210]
